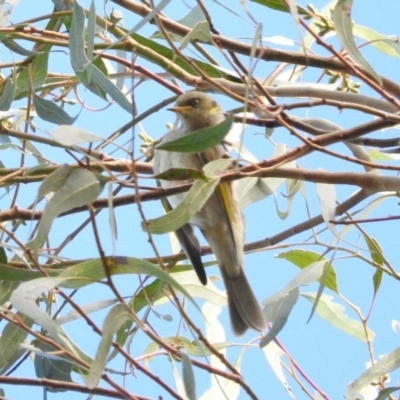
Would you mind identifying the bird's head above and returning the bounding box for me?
[168,91,224,132]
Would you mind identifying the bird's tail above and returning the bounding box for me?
[221,267,266,336]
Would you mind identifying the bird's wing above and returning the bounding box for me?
[199,147,241,254]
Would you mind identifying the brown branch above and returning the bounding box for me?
[0,376,148,399]
[110,0,400,99]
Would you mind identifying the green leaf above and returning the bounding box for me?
[1,38,41,56]
[156,114,233,153]
[277,249,338,293]
[144,178,219,234]
[37,164,73,200]
[84,63,132,113]
[129,31,233,80]
[346,347,400,399]
[182,352,196,400]
[0,246,7,264]
[0,281,19,305]
[86,0,96,60]
[180,21,212,50]
[0,77,16,111]
[332,0,381,84]
[84,304,131,389]
[34,342,73,391]
[375,387,400,400]
[15,51,49,99]
[260,287,299,348]
[250,0,308,14]
[302,293,374,341]
[10,277,72,343]
[32,92,78,125]
[363,235,384,294]
[0,264,59,282]
[0,313,33,374]
[69,0,89,72]
[28,168,104,250]
[58,257,199,307]
[353,25,400,58]
[363,235,384,266]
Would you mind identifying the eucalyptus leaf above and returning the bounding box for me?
[0,312,33,374]
[28,168,104,250]
[302,293,374,341]
[144,178,219,234]
[277,249,338,293]
[157,114,233,153]
[260,287,299,348]
[32,92,78,125]
[84,304,131,389]
[345,346,400,400]
[0,77,16,111]
[69,0,88,72]
[332,0,381,84]
[50,125,103,146]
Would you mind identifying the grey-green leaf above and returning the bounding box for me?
[156,114,234,153]
[0,77,16,111]
[182,352,196,400]
[29,168,104,249]
[144,178,219,234]
[332,0,381,84]
[260,287,299,348]
[32,92,78,125]
[84,304,131,389]
[85,63,132,113]
[69,0,89,72]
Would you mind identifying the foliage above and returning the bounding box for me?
[0,0,400,399]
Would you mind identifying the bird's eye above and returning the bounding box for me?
[189,98,200,107]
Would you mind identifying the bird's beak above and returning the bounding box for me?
[167,105,192,114]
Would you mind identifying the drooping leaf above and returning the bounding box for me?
[316,179,339,237]
[84,63,132,113]
[302,293,374,341]
[10,277,71,344]
[32,92,78,125]
[86,0,96,60]
[69,0,88,72]
[34,341,73,391]
[277,249,338,293]
[0,312,33,374]
[181,352,196,400]
[28,168,105,250]
[84,304,131,389]
[37,164,72,200]
[260,287,299,348]
[0,77,16,111]
[332,0,381,84]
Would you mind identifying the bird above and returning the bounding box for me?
[153,91,265,336]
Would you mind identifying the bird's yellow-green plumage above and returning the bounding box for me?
[153,91,266,336]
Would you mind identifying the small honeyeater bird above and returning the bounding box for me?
[153,91,265,336]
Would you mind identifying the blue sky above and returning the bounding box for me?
[2,0,400,399]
